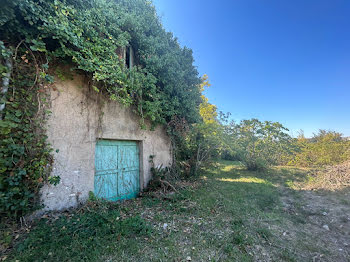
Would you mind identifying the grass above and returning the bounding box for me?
[4,202,152,261]
[3,160,349,261]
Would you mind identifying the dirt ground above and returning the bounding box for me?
[3,161,350,262]
[278,187,350,262]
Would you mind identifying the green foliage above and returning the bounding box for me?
[171,76,226,177]
[0,41,11,77]
[47,176,61,186]
[183,119,226,174]
[0,0,202,216]
[0,43,55,217]
[147,155,175,191]
[291,130,350,167]
[229,119,296,170]
[88,191,97,202]
[1,0,201,127]
[12,202,151,261]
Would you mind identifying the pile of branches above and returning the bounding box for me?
[146,156,178,194]
[141,155,196,200]
[306,161,350,190]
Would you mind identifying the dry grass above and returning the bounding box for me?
[4,161,350,261]
[304,161,350,190]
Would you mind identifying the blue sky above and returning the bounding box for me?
[152,0,350,137]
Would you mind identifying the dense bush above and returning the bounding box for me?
[0,42,58,217]
[0,0,201,127]
[291,130,350,167]
[171,75,227,177]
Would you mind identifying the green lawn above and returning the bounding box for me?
[4,161,350,261]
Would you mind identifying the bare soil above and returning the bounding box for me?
[279,187,350,262]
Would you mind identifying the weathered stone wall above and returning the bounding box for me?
[41,73,172,210]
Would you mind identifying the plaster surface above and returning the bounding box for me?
[41,74,172,210]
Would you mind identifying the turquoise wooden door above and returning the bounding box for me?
[94,140,140,201]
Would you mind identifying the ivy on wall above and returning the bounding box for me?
[0,0,202,217]
[1,0,202,126]
[0,41,60,217]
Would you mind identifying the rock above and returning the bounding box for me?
[322,212,327,216]
[186,256,192,261]
[322,225,330,231]
[163,223,168,230]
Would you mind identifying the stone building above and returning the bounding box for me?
[41,72,172,210]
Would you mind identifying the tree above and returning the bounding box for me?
[199,74,217,124]
[231,119,295,170]
[174,75,226,176]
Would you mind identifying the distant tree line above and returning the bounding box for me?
[188,76,350,171]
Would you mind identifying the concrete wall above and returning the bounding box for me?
[41,73,172,211]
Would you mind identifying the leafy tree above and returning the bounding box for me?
[173,75,226,176]
[230,119,295,170]
[199,74,217,124]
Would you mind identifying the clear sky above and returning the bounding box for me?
[152,0,350,137]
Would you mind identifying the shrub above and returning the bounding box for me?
[291,130,350,167]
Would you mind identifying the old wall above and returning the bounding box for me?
[41,73,172,210]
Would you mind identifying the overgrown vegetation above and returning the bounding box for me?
[2,200,151,261]
[172,75,227,177]
[1,0,201,127]
[1,0,349,219]
[0,0,203,217]
[291,130,350,167]
[227,119,296,170]
[4,161,349,261]
[181,99,297,171]
[188,99,350,171]
[0,41,59,217]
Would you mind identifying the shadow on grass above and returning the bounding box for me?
[200,168,282,214]
[201,161,350,261]
[6,202,151,262]
[6,160,350,262]
[209,160,311,187]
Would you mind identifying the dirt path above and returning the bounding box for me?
[279,188,350,262]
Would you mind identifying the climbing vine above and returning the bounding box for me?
[0,41,60,217]
[1,0,201,126]
[0,0,202,216]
